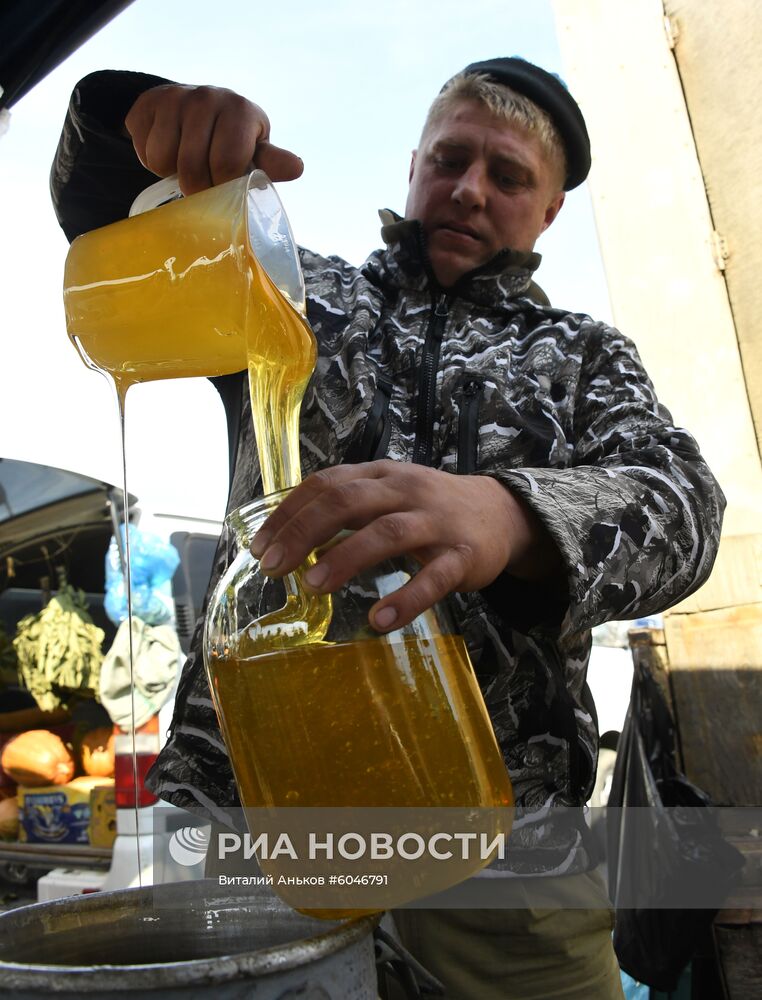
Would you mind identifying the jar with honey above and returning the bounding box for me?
[204,489,515,916]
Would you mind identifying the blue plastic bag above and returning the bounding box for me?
[620,971,649,999]
[104,524,180,626]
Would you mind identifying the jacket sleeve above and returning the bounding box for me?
[50,69,173,242]
[487,320,725,637]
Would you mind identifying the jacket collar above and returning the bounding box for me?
[366,209,544,307]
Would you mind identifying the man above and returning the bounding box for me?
[51,58,723,999]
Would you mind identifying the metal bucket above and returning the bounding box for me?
[0,878,379,998]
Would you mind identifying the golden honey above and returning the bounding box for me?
[211,634,513,810]
[209,633,514,915]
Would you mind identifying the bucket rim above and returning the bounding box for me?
[0,882,379,991]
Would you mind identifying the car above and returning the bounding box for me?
[0,456,220,898]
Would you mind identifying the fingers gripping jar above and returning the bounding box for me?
[204,489,514,915]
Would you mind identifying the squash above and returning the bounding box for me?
[80,727,115,778]
[0,796,19,840]
[0,730,75,787]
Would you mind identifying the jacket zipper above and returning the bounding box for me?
[456,374,485,475]
[412,293,449,466]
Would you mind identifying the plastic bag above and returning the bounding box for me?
[100,617,180,730]
[620,971,649,1000]
[104,524,180,627]
[607,657,743,991]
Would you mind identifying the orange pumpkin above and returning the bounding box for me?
[80,727,115,778]
[0,730,75,786]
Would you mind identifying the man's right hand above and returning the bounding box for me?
[124,84,303,195]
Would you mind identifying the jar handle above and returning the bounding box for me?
[236,566,331,657]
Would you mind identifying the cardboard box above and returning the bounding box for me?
[18,777,113,845]
[87,782,116,849]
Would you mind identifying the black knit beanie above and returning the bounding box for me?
[458,57,591,190]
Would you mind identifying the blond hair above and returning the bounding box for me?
[421,72,567,190]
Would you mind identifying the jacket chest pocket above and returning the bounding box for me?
[456,372,485,475]
[444,366,572,476]
[343,373,394,464]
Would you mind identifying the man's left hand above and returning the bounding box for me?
[250,461,563,632]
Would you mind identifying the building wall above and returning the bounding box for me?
[552,0,762,614]
[664,0,762,457]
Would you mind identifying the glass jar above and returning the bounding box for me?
[204,490,514,915]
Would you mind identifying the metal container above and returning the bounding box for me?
[0,878,378,998]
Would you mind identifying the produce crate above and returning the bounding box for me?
[18,776,113,845]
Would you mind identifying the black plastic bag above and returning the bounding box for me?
[606,656,743,992]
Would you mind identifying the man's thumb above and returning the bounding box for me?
[254,140,304,182]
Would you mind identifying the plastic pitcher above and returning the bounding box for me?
[63,170,310,390]
[63,169,315,494]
